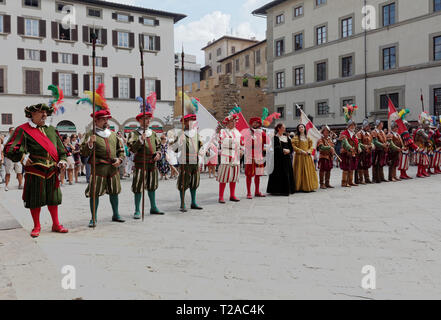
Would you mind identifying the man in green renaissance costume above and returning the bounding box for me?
[127,111,164,218]
[80,109,126,227]
[4,103,69,238]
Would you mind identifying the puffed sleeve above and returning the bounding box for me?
[291,136,303,153]
[80,131,93,157]
[4,127,27,163]
[127,131,143,154]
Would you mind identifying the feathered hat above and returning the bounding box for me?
[419,111,431,126]
[223,105,241,125]
[259,107,281,127]
[178,91,198,122]
[343,104,358,126]
[47,85,64,114]
[135,92,157,121]
[76,83,110,118]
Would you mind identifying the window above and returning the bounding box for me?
[342,98,354,114]
[316,62,327,82]
[341,17,353,38]
[25,49,40,61]
[275,39,284,57]
[277,107,285,119]
[434,88,441,115]
[89,28,102,44]
[209,53,212,60]
[235,59,240,72]
[117,14,129,22]
[276,14,284,25]
[294,67,304,86]
[217,48,222,56]
[88,8,102,18]
[208,69,213,77]
[231,46,236,54]
[56,3,71,13]
[60,53,72,64]
[383,3,396,27]
[0,15,3,33]
[118,32,129,48]
[294,33,303,51]
[435,0,441,11]
[2,114,12,125]
[59,24,71,40]
[25,70,40,94]
[295,104,304,118]
[245,55,250,68]
[119,77,129,98]
[434,36,441,61]
[0,68,4,93]
[342,56,353,77]
[90,74,104,90]
[316,0,326,6]
[142,17,155,26]
[226,62,232,74]
[316,26,326,45]
[217,65,222,73]
[92,57,103,67]
[144,79,156,96]
[24,0,39,7]
[276,71,285,89]
[383,46,396,70]
[59,73,72,96]
[256,50,261,64]
[380,93,398,109]
[317,101,329,115]
[294,6,303,17]
[25,19,39,37]
[143,35,157,51]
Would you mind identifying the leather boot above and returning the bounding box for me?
[341,171,349,187]
[325,171,334,188]
[364,169,372,183]
[354,170,360,185]
[348,170,358,186]
[372,166,379,183]
[388,166,394,181]
[320,171,326,189]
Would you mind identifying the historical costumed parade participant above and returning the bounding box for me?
[266,123,295,196]
[78,85,126,227]
[243,116,268,199]
[387,121,404,182]
[316,125,336,189]
[4,85,68,237]
[414,112,432,178]
[339,105,360,188]
[371,120,389,183]
[430,117,441,174]
[292,124,318,192]
[173,108,204,212]
[356,119,373,184]
[217,111,243,203]
[127,96,163,218]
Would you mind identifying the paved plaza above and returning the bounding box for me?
[1,166,441,300]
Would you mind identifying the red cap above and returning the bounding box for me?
[249,117,262,127]
[136,112,153,121]
[91,109,112,119]
[181,114,197,122]
[222,114,239,125]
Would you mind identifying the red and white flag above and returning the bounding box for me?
[296,104,321,146]
[387,98,407,135]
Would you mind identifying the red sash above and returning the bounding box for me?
[19,123,59,162]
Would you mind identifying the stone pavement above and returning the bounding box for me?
[1,167,441,300]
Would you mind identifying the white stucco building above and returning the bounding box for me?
[0,0,185,134]
[253,0,441,129]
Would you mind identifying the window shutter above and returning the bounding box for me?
[39,20,46,38]
[25,71,32,94]
[129,16,134,22]
[17,17,24,35]
[130,78,135,99]
[155,36,161,51]
[139,79,144,97]
[17,48,24,60]
[0,69,4,93]
[154,19,160,26]
[112,13,117,20]
[72,54,78,65]
[52,72,59,86]
[40,50,46,62]
[4,15,11,34]
[139,34,145,49]
[83,55,89,66]
[72,74,78,96]
[72,25,78,41]
[139,17,143,23]
[112,30,117,46]
[82,26,89,42]
[83,74,90,91]
[51,21,58,39]
[52,52,58,63]
[102,57,108,68]
[113,77,119,98]
[155,80,161,100]
[101,29,107,45]
[129,33,135,48]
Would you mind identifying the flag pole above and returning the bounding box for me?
[91,26,97,228]
[180,46,186,212]
[140,41,146,222]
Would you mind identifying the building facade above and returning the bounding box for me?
[175,52,201,88]
[201,35,259,81]
[0,0,185,134]
[253,0,441,129]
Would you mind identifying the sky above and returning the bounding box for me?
[105,0,269,65]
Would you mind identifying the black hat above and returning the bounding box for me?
[24,103,54,118]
